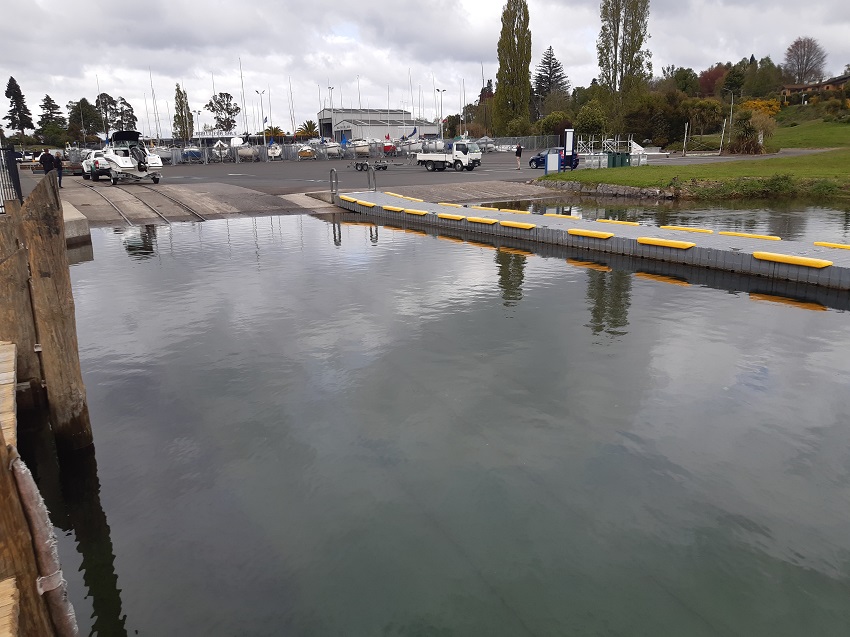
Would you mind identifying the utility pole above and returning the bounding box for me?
[328,86,334,142]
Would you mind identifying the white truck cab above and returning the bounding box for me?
[416,141,482,172]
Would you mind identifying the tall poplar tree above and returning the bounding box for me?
[596,0,652,97]
[4,77,34,141]
[493,0,532,134]
[173,84,193,141]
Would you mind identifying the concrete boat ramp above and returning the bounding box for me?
[335,190,850,293]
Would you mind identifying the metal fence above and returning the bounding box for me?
[143,135,564,168]
[1,146,23,214]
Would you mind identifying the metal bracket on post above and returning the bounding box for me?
[367,165,377,192]
[329,169,338,201]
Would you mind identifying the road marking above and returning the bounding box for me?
[227,173,253,176]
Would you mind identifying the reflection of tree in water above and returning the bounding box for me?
[496,251,526,306]
[766,211,807,241]
[585,269,631,336]
[123,224,158,259]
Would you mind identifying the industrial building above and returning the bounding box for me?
[317,108,439,142]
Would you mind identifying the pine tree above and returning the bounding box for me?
[37,95,66,129]
[4,77,34,141]
[493,0,532,134]
[533,47,570,98]
[173,84,193,141]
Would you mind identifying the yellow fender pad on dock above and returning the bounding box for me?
[752,252,833,269]
[543,213,575,218]
[719,231,781,241]
[814,241,850,250]
[403,196,425,202]
[596,219,639,226]
[660,225,713,234]
[499,208,530,214]
[499,220,536,230]
[467,217,498,225]
[438,213,466,221]
[355,200,376,207]
[471,206,499,211]
[404,209,429,216]
[383,205,404,212]
[637,237,695,249]
[439,202,463,207]
[384,192,405,198]
[568,228,614,239]
[339,195,357,203]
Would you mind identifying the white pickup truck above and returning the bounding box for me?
[416,141,482,172]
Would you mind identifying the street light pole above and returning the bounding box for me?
[436,89,446,138]
[328,86,334,142]
[723,88,734,150]
[255,89,267,158]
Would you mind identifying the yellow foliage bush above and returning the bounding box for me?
[741,99,781,117]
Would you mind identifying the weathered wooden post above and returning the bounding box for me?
[11,171,92,452]
[0,203,41,388]
[0,344,57,635]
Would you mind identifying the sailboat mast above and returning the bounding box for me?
[149,68,161,142]
[238,57,248,136]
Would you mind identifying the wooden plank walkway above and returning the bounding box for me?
[0,578,19,637]
[0,342,15,448]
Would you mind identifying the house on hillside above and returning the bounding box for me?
[781,73,850,98]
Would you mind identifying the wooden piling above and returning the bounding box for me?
[10,172,92,452]
[0,342,56,636]
[0,204,41,386]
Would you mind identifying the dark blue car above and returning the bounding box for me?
[529,147,578,170]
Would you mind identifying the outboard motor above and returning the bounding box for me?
[130,146,147,172]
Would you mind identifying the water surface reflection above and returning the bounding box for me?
[60,214,850,636]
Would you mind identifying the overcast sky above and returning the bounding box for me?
[3,0,849,137]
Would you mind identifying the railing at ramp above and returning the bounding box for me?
[0,147,23,213]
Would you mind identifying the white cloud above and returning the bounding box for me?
[2,0,848,136]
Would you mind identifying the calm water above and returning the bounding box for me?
[35,214,850,635]
[486,198,850,244]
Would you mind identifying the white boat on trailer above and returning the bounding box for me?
[103,130,163,185]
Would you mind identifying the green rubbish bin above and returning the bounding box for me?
[607,152,615,168]
[614,152,624,167]
[622,153,631,167]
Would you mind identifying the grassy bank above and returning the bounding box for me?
[542,120,850,202]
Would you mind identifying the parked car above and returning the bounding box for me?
[529,147,566,169]
[81,150,111,180]
[12,151,23,162]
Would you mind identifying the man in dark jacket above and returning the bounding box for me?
[39,149,55,173]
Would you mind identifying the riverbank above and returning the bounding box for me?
[541,147,850,202]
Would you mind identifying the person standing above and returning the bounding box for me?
[54,152,64,188]
[515,143,522,170]
[39,148,55,174]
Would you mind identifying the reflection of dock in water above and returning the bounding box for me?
[326,211,850,312]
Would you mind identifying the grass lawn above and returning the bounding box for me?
[771,119,850,148]
[543,120,850,201]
